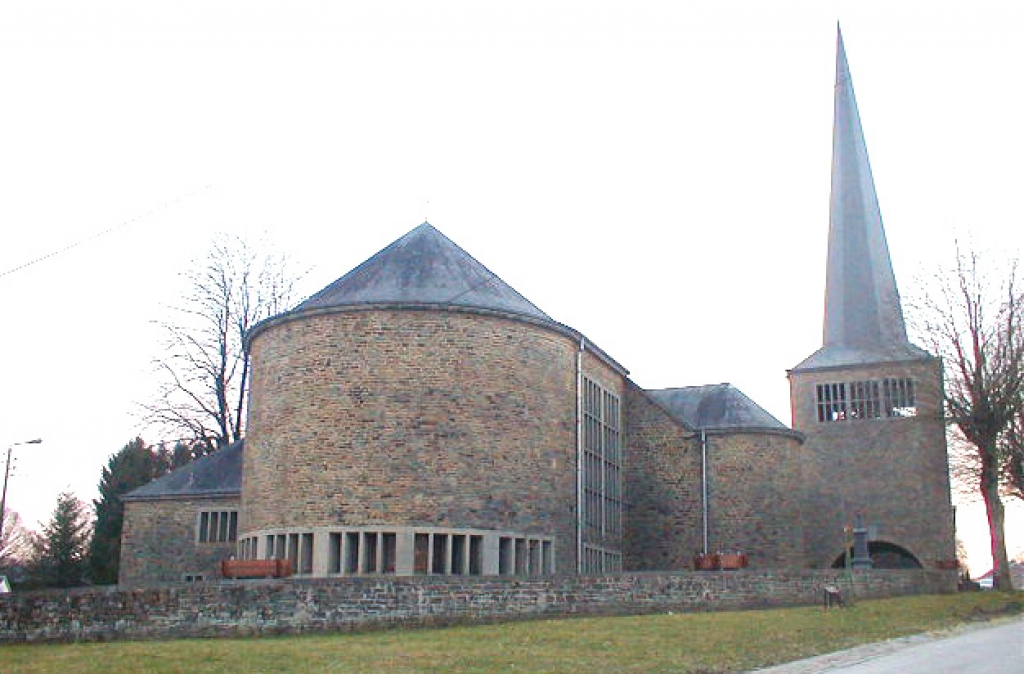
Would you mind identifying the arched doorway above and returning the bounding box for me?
[830,541,922,569]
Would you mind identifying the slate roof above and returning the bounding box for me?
[122,441,243,501]
[792,29,931,372]
[645,384,793,433]
[294,222,555,325]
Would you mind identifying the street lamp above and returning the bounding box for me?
[0,439,42,546]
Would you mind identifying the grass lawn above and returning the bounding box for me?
[1,592,1021,674]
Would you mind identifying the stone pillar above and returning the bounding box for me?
[852,514,873,570]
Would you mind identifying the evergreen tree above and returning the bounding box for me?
[31,492,91,588]
[88,438,170,585]
[168,437,217,469]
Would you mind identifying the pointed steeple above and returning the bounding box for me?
[793,28,928,371]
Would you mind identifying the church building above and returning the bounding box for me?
[118,31,955,587]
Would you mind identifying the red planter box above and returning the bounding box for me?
[221,559,293,579]
[693,552,748,571]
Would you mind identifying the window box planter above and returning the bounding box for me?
[717,552,748,570]
[221,558,293,579]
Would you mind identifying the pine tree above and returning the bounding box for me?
[88,438,170,585]
[31,492,91,588]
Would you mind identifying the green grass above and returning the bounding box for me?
[1,592,1021,674]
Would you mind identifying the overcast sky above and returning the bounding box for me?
[1,1,1021,574]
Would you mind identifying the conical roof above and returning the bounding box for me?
[295,222,554,324]
[793,29,929,372]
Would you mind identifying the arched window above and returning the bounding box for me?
[831,541,922,569]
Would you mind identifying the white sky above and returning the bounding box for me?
[0,1,1021,575]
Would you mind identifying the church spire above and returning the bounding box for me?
[793,28,928,371]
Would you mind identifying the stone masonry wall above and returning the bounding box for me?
[623,385,702,570]
[705,431,811,568]
[119,496,240,588]
[624,387,812,570]
[0,569,956,644]
[245,308,627,574]
[789,358,956,569]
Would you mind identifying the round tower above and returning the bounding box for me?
[240,224,624,576]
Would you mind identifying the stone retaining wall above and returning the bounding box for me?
[0,569,956,644]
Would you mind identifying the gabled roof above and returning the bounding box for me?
[122,441,243,501]
[295,222,554,324]
[793,28,930,372]
[645,384,793,434]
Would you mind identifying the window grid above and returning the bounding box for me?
[239,529,554,577]
[884,378,916,416]
[849,380,881,419]
[816,383,847,422]
[582,377,622,546]
[816,378,917,422]
[580,544,623,574]
[197,510,238,543]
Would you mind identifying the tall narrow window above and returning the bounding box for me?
[581,377,623,553]
[414,534,430,574]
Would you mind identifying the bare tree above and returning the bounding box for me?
[915,245,1024,590]
[1003,410,1024,501]
[143,234,302,448]
[1,510,33,570]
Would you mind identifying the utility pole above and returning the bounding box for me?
[0,439,42,546]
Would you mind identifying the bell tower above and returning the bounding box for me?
[788,28,955,570]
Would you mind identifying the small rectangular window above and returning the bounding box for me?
[300,533,314,575]
[328,533,342,574]
[816,383,848,422]
[414,534,430,574]
[514,538,527,575]
[469,535,483,576]
[884,378,917,417]
[345,532,360,574]
[382,533,397,575]
[198,510,238,543]
[363,532,378,574]
[432,534,448,574]
[498,537,512,575]
[451,535,466,575]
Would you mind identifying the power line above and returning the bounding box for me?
[0,185,211,280]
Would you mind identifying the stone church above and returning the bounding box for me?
[118,32,956,587]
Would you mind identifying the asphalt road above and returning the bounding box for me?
[752,617,1023,673]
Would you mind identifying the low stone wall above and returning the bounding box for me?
[0,569,956,644]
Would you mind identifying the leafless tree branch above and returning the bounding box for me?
[142,234,303,450]
[909,241,1023,590]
